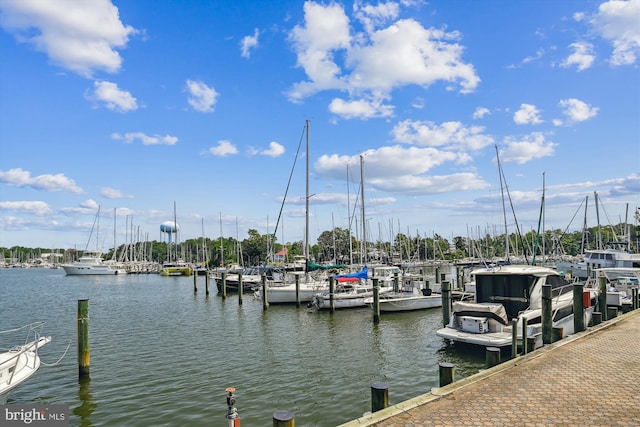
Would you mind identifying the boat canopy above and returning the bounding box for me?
[307,261,347,271]
[452,301,509,325]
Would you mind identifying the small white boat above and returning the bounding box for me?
[365,287,442,312]
[61,251,126,275]
[254,272,329,304]
[0,323,51,404]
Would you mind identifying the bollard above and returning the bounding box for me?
[193,272,197,293]
[371,382,388,412]
[511,318,518,358]
[573,283,585,333]
[441,281,451,328]
[295,274,300,308]
[486,347,501,368]
[77,299,90,379]
[273,410,294,427]
[205,273,210,296]
[521,317,528,355]
[225,387,240,426]
[541,284,552,345]
[238,273,243,305]
[597,277,608,321]
[592,312,602,326]
[438,362,455,387]
[222,272,227,299]
[552,327,564,342]
[372,279,380,324]
[329,277,335,313]
[262,273,269,311]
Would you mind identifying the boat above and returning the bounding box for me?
[215,266,285,293]
[436,264,597,349]
[311,266,397,310]
[0,322,51,404]
[585,267,640,311]
[61,251,126,275]
[159,260,192,276]
[62,206,127,275]
[364,278,442,312]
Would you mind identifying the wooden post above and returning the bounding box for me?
[541,284,552,345]
[552,327,564,342]
[222,272,227,299]
[77,299,90,379]
[435,267,440,284]
[371,382,388,412]
[592,312,602,326]
[486,347,501,368]
[441,281,451,327]
[373,279,380,324]
[456,267,462,290]
[521,317,528,355]
[438,362,454,387]
[511,318,518,358]
[262,273,269,311]
[573,283,585,333]
[272,410,294,427]
[295,274,300,308]
[193,272,197,293]
[597,276,607,321]
[205,273,210,296]
[393,272,399,293]
[238,272,243,305]
[329,277,335,313]
[633,288,639,310]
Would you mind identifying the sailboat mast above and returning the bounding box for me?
[360,155,366,264]
[495,145,510,261]
[305,119,310,267]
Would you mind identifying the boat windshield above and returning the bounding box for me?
[475,274,537,319]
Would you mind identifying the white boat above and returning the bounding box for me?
[585,267,640,309]
[0,323,51,404]
[364,287,442,312]
[254,272,329,304]
[436,265,597,349]
[61,251,126,275]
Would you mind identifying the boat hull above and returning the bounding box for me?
[370,294,442,312]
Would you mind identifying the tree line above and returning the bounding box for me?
[2,222,637,268]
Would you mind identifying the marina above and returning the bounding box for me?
[0,267,486,426]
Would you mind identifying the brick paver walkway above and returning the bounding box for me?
[340,310,640,426]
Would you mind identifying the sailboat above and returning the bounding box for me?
[61,206,126,275]
[254,120,331,303]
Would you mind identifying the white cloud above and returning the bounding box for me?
[513,103,543,125]
[500,132,556,164]
[112,132,178,145]
[240,28,259,58]
[328,97,394,119]
[101,187,126,199]
[287,2,479,119]
[88,81,138,112]
[0,0,136,77]
[559,98,599,122]
[561,42,595,71]
[186,80,219,112]
[261,142,285,157]
[591,0,640,66]
[209,140,238,157]
[472,107,490,119]
[392,120,494,151]
[315,145,489,195]
[0,168,83,193]
[0,201,53,216]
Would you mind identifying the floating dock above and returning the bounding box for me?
[340,309,640,426]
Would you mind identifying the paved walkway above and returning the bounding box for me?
[340,309,640,426]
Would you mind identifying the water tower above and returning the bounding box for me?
[160,221,179,244]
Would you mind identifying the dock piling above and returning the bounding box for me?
[438,362,455,387]
[441,281,451,327]
[221,272,227,299]
[77,299,90,379]
[542,284,552,344]
[573,283,585,333]
[262,273,269,311]
[272,410,294,427]
[238,273,243,305]
[373,279,380,324]
[371,382,389,412]
[193,273,197,293]
[486,347,501,368]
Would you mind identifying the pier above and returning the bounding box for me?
[340,309,640,426]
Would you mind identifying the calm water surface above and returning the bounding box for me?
[0,268,484,426]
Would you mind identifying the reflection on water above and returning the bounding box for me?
[1,268,482,426]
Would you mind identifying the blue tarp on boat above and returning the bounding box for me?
[334,266,368,282]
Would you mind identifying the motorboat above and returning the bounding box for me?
[364,286,442,312]
[61,251,126,275]
[436,265,597,349]
[254,272,329,304]
[0,322,51,404]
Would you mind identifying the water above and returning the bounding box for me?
[0,268,485,426]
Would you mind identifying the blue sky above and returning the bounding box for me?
[1,0,638,251]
